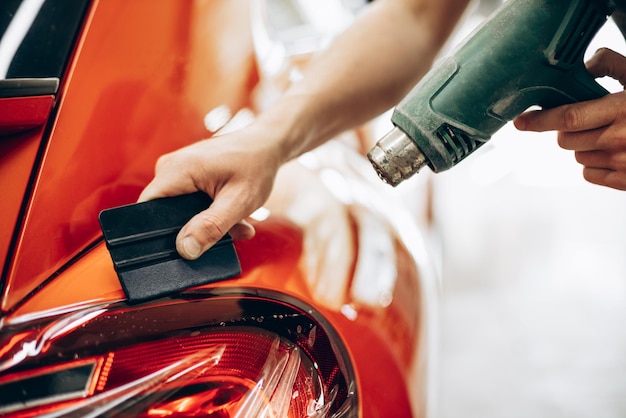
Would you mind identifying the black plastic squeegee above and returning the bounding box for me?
[98,192,241,303]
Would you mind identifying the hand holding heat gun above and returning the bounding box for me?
[368,0,615,187]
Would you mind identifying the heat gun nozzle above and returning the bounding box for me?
[367,127,428,187]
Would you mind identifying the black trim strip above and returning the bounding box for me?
[0,361,96,414]
[0,78,59,98]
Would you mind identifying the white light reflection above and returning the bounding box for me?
[0,307,106,374]
[350,207,397,308]
[203,105,232,133]
[319,168,353,205]
[292,0,355,41]
[0,0,45,78]
[296,151,320,170]
[250,0,287,78]
[216,108,254,135]
[297,140,435,310]
[250,207,271,221]
[340,304,358,321]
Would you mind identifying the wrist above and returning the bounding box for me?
[252,93,320,163]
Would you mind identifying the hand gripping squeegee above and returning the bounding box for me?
[98,192,241,303]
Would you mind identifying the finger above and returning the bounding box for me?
[137,151,201,202]
[576,148,626,171]
[582,167,626,191]
[514,97,616,133]
[556,129,604,151]
[229,219,256,241]
[137,179,168,202]
[558,120,626,153]
[586,48,626,86]
[175,189,253,260]
[138,177,200,202]
[574,149,611,168]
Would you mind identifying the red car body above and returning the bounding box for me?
[0,1,436,416]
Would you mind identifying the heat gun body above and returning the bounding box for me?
[368,0,615,186]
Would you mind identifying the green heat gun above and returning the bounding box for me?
[368,0,616,186]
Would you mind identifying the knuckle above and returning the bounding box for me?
[598,129,624,150]
[556,132,573,150]
[154,152,175,170]
[573,150,585,164]
[610,151,626,168]
[581,167,603,186]
[197,213,229,241]
[607,172,626,191]
[562,106,585,131]
[595,47,612,58]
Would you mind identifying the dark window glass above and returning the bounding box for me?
[0,0,90,80]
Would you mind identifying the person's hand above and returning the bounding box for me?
[138,126,283,260]
[513,48,626,191]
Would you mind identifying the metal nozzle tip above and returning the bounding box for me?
[367,127,428,187]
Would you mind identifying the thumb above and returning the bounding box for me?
[175,191,255,260]
[586,48,626,87]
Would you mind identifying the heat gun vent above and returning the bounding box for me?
[435,124,482,164]
[551,2,607,67]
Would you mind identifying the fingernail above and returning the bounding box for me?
[181,236,202,259]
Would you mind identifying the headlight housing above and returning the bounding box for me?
[0,289,357,417]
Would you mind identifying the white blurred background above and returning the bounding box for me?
[428,5,626,418]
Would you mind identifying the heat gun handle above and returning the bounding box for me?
[493,62,610,120]
[559,63,611,103]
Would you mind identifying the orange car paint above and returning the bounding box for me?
[1,1,431,416]
[0,96,53,279]
[2,0,257,312]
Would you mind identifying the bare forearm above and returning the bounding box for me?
[256,0,471,163]
[140,0,473,259]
